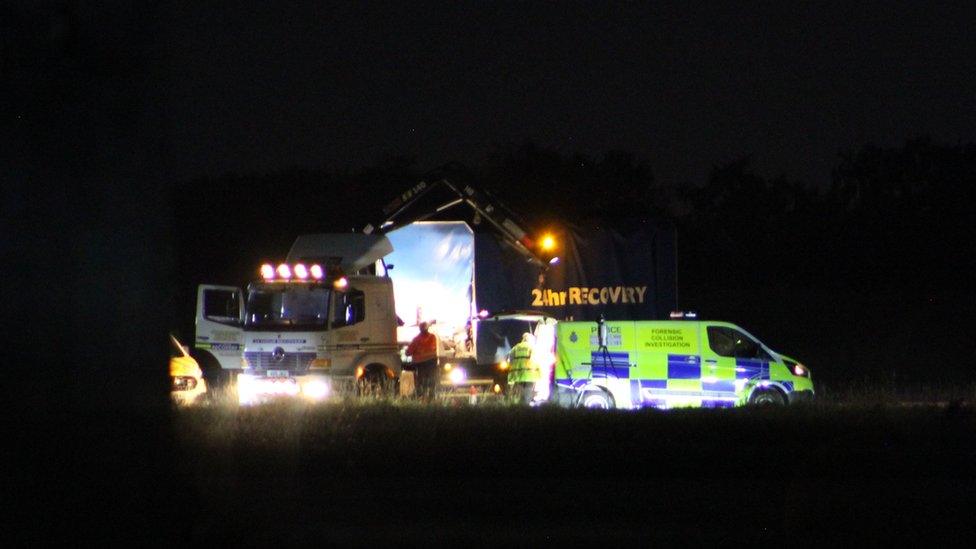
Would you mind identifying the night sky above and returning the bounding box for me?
[162,2,976,185]
[6,4,976,543]
[7,2,975,383]
[7,0,975,395]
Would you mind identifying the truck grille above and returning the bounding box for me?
[244,351,316,373]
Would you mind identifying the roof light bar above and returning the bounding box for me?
[259,262,326,281]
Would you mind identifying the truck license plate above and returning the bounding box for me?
[267,370,290,378]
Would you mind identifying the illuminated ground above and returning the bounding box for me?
[10,398,976,544]
[182,399,975,544]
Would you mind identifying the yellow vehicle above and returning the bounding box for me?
[170,334,207,405]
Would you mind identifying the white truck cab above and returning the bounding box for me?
[194,234,401,404]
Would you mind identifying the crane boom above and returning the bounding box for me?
[364,169,546,266]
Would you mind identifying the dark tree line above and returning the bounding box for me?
[177,138,976,390]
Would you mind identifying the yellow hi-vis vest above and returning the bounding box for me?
[507,341,538,383]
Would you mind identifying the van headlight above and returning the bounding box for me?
[785,361,809,378]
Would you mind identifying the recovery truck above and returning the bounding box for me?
[193,173,559,403]
[194,234,403,404]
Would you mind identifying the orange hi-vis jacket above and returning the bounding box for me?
[407,332,438,363]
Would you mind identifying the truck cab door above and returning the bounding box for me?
[195,284,244,371]
[325,286,368,376]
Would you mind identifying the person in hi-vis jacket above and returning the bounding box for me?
[507,332,538,404]
[406,321,439,401]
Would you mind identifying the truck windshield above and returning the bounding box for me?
[245,285,330,330]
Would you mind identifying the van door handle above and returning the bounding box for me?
[705,360,717,367]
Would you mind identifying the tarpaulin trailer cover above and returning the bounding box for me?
[474,221,676,322]
[386,220,676,364]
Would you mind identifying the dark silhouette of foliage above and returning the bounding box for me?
[175,138,975,387]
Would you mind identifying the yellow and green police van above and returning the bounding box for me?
[553,315,813,409]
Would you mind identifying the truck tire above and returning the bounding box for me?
[192,350,226,401]
[358,365,393,398]
[749,386,786,406]
[579,389,614,409]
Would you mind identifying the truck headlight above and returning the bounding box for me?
[302,378,330,400]
[448,367,466,384]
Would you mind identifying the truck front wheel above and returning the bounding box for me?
[192,350,227,402]
[358,365,394,398]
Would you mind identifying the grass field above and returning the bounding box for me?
[174,396,975,544]
[9,394,976,545]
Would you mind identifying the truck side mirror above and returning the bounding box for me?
[597,315,607,348]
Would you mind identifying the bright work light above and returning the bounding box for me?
[294,263,309,279]
[540,234,556,252]
[277,264,291,279]
[260,263,275,280]
[310,264,324,279]
[448,367,466,384]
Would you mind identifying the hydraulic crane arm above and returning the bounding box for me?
[364,170,546,266]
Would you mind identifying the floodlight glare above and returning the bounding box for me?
[540,234,556,252]
[448,367,466,384]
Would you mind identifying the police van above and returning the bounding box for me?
[552,314,813,409]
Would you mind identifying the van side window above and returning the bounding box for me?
[707,326,737,357]
[732,331,761,359]
[331,289,366,328]
[709,326,764,359]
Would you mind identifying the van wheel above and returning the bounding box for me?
[750,387,786,406]
[579,390,614,409]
